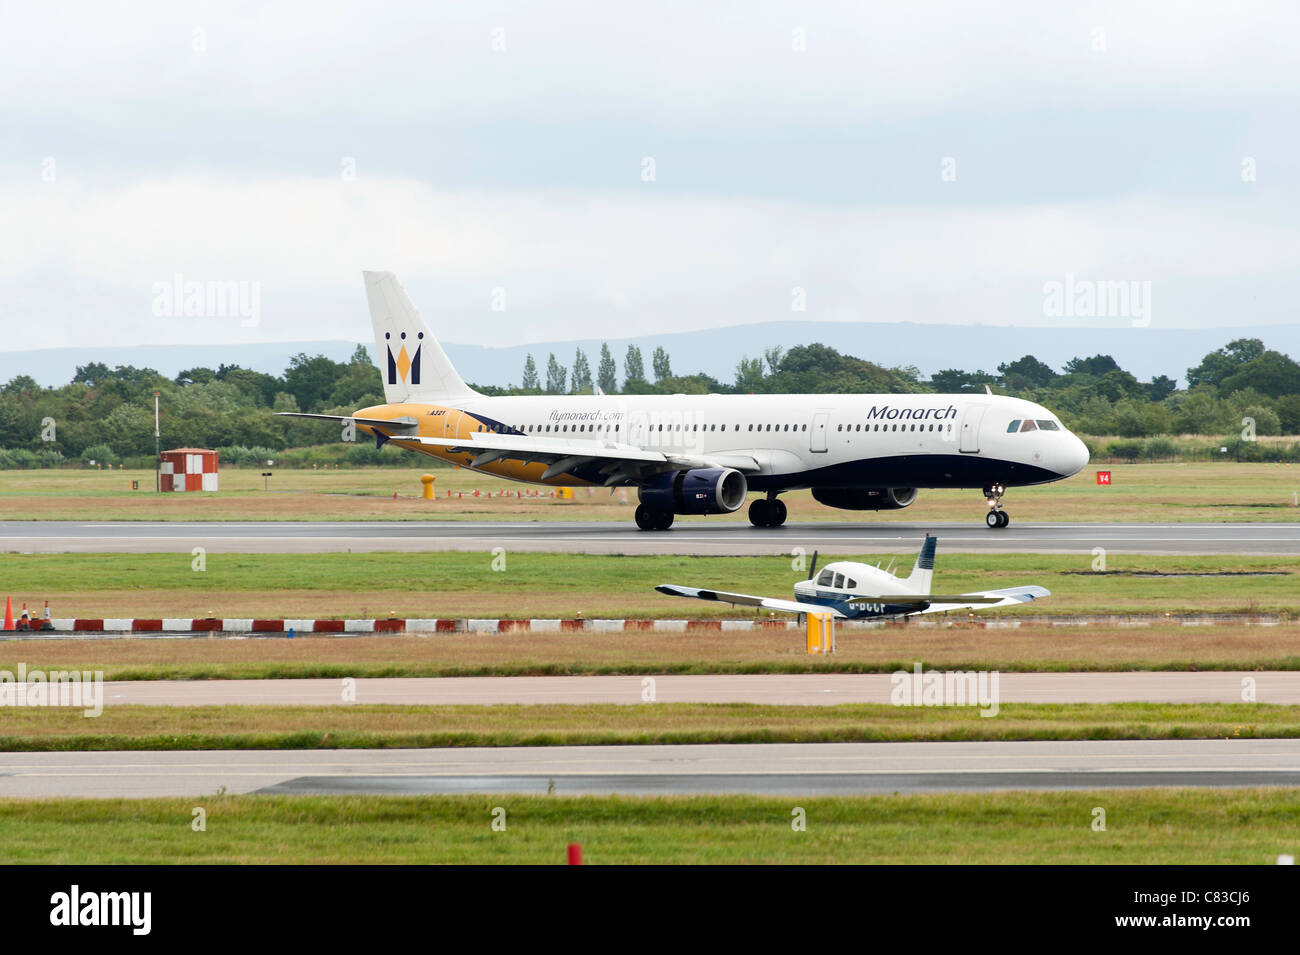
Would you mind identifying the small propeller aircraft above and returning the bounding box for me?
[655,534,1049,620]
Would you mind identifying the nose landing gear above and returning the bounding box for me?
[983,484,1010,529]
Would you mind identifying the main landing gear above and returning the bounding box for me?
[984,483,1010,529]
[748,495,788,528]
[634,504,674,531]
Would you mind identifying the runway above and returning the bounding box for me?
[2,741,1296,797]
[2,520,1298,555]
[94,671,1300,706]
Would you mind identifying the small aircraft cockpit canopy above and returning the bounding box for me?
[1007,418,1062,433]
[814,567,858,591]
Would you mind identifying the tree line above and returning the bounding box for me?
[0,336,1296,468]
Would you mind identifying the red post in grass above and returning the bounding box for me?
[567,843,582,865]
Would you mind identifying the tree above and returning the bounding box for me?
[283,353,347,413]
[996,355,1057,390]
[520,354,539,391]
[349,344,372,366]
[652,346,672,382]
[544,353,567,394]
[763,346,785,376]
[1063,354,1120,378]
[597,344,617,394]
[623,345,646,389]
[1218,350,1300,399]
[1147,375,1178,402]
[175,367,216,386]
[72,362,110,386]
[571,348,592,393]
[734,356,765,393]
[1187,338,1265,389]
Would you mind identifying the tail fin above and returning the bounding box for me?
[905,534,936,592]
[363,271,478,403]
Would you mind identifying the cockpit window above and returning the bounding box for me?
[1019,419,1038,432]
[1036,419,1060,431]
[833,573,845,589]
[816,569,835,587]
[1006,420,1021,433]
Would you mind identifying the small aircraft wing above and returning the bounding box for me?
[655,585,846,618]
[917,585,1051,615]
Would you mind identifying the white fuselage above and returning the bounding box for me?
[432,391,1088,491]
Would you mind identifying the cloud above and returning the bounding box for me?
[3,174,1296,349]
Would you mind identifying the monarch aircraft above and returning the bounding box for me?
[657,535,1050,619]
[277,272,1089,530]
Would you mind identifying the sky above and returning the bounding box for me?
[2,1,1297,353]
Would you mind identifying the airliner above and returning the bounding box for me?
[657,535,1050,619]
[278,272,1089,530]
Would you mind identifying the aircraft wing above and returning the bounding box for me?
[655,585,846,618]
[917,585,1051,615]
[276,413,760,483]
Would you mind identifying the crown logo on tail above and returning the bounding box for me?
[385,332,423,385]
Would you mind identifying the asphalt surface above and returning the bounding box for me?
[2,741,1296,798]
[94,672,1300,706]
[2,520,1298,555]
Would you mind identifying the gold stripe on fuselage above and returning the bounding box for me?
[353,402,599,486]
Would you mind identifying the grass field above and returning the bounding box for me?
[0,702,1294,750]
[1,551,1296,620]
[2,462,1299,522]
[4,623,1300,679]
[1,789,1294,863]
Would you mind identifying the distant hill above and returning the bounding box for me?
[4,322,1298,390]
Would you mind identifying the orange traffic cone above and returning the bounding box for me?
[2,596,12,631]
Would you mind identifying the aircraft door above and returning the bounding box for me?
[441,409,464,438]
[959,404,987,454]
[810,410,830,453]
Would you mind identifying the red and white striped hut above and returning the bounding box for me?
[159,448,219,492]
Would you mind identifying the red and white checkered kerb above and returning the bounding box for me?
[159,448,219,492]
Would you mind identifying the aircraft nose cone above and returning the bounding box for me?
[1062,434,1089,476]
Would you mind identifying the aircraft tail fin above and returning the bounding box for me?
[363,271,478,404]
[905,534,936,592]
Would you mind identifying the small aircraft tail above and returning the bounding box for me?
[904,534,936,592]
[362,270,478,404]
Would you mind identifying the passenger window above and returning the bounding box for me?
[846,578,857,590]
[833,573,844,589]
[1020,419,1038,432]
[1037,420,1060,431]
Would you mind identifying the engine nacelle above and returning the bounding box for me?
[811,486,918,511]
[639,468,748,515]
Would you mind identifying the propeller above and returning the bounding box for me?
[807,549,819,580]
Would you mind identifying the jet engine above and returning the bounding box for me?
[811,486,918,510]
[639,468,748,515]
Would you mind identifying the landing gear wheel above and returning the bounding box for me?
[986,510,1001,529]
[997,511,1010,528]
[748,498,772,527]
[769,499,788,527]
[635,505,674,530]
